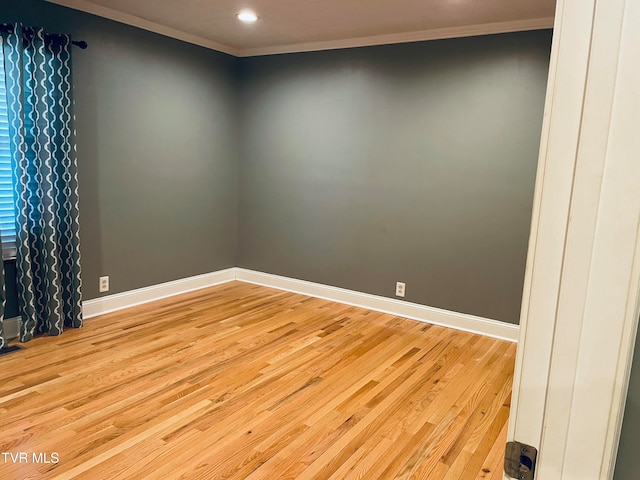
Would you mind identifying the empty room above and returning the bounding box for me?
[1,0,639,479]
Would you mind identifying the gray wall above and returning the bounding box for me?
[0,1,551,324]
[1,8,638,475]
[237,32,551,323]
[0,0,240,299]
[614,324,640,479]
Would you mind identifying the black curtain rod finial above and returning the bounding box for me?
[1,23,87,49]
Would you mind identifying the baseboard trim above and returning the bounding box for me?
[235,268,519,342]
[82,268,236,319]
[2,316,21,340]
[8,266,518,342]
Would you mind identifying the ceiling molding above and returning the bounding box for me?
[46,0,553,58]
[45,0,240,56]
[240,17,556,57]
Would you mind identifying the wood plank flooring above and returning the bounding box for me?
[0,281,516,479]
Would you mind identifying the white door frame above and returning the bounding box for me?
[507,0,640,478]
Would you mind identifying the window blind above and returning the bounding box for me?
[0,39,17,260]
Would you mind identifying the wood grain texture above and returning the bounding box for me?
[0,281,516,479]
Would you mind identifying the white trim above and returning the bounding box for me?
[81,267,518,340]
[6,267,519,342]
[507,0,640,478]
[44,0,552,57]
[507,0,598,456]
[82,268,236,319]
[1,316,21,340]
[235,268,519,342]
[239,18,555,57]
[561,0,640,475]
[44,0,240,56]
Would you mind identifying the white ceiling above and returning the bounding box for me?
[47,0,556,57]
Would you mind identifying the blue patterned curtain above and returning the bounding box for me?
[1,24,82,342]
[0,243,5,349]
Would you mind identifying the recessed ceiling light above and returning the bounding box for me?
[237,10,258,23]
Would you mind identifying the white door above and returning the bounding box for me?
[507,0,640,478]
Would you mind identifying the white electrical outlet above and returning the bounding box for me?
[395,282,406,298]
[99,276,109,293]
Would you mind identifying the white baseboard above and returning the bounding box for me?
[82,268,236,319]
[235,268,519,342]
[1,316,21,340]
[28,266,517,342]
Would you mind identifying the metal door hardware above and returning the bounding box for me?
[505,441,538,480]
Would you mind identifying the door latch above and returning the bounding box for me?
[505,441,537,480]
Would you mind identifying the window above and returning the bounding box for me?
[0,38,17,260]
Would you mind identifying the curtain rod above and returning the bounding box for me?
[0,24,87,49]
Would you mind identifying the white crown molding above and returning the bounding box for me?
[235,268,519,342]
[82,268,236,319]
[45,0,240,56]
[239,17,555,57]
[44,0,552,58]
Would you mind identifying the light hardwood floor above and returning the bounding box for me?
[0,281,516,480]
